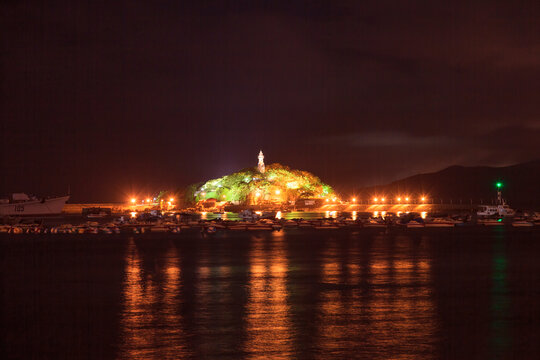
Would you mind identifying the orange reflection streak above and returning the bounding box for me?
[317,235,438,358]
[119,240,188,359]
[366,235,437,358]
[319,240,362,354]
[245,233,292,358]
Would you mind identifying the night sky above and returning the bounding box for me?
[2,1,539,202]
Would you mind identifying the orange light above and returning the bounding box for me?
[326,198,329,202]
[373,197,378,202]
[405,197,409,202]
[146,198,151,203]
[255,192,261,197]
[130,198,136,204]
[381,198,385,202]
[421,197,426,202]
[352,198,356,202]
[275,189,280,195]
[397,197,401,201]
[222,195,226,199]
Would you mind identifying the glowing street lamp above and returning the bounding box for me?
[405,197,409,202]
[352,197,356,203]
[421,197,426,202]
[275,190,281,195]
[381,198,385,202]
[397,197,401,202]
[169,198,174,202]
[130,198,136,204]
[373,197,378,202]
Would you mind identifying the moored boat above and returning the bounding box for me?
[0,193,69,216]
[512,220,533,227]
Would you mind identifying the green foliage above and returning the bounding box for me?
[188,163,334,204]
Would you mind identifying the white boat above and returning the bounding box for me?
[363,219,386,228]
[425,218,455,228]
[0,193,69,216]
[477,204,515,217]
[478,218,504,226]
[406,220,425,228]
[477,187,514,217]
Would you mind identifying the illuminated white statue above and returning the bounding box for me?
[258,150,265,173]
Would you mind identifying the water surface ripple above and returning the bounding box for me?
[2,228,540,359]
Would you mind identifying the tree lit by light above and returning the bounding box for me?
[193,158,335,205]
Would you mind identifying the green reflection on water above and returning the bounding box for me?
[490,230,510,359]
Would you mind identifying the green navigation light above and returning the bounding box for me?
[496,182,503,189]
[497,218,503,222]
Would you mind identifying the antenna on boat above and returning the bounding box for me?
[496,181,503,205]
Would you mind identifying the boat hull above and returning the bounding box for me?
[0,196,69,216]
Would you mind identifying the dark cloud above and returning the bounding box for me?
[1,0,539,201]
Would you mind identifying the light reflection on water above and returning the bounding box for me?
[120,240,189,359]
[7,228,540,359]
[118,232,440,359]
[245,231,292,358]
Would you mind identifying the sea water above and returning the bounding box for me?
[1,227,539,359]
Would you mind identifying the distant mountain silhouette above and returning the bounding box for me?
[358,160,540,209]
